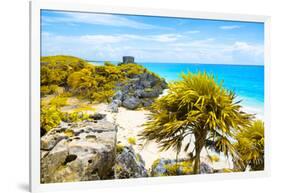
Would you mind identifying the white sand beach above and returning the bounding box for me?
[60,96,263,171]
[89,103,234,171]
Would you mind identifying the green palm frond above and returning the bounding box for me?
[140,72,253,173]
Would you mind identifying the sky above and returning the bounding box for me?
[41,10,264,65]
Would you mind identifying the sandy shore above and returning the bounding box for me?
[91,103,234,170]
[61,97,262,171]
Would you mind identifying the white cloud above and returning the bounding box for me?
[186,30,200,34]
[43,12,170,30]
[80,35,124,44]
[42,32,263,65]
[152,34,182,42]
[220,25,241,30]
[75,33,182,44]
[228,41,264,64]
[232,41,263,54]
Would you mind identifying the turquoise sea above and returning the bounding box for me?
[140,62,264,118]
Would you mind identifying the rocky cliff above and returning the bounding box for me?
[109,72,167,111]
[41,120,117,183]
[40,116,148,183]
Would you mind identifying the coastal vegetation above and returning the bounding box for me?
[40,99,90,134]
[40,55,166,135]
[128,137,137,145]
[41,55,158,102]
[40,55,265,183]
[140,72,253,174]
[235,120,264,171]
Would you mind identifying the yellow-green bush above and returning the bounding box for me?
[66,64,123,102]
[151,160,193,176]
[151,159,161,170]
[164,161,193,175]
[234,120,264,171]
[116,143,124,153]
[41,55,88,86]
[127,137,136,145]
[41,55,162,103]
[71,103,95,113]
[41,85,60,96]
[208,155,220,162]
[119,63,146,77]
[61,112,89,123]
[40,105,62,132]
[40,101,90,134]
[49,95,68,108]
[222,168,233,173]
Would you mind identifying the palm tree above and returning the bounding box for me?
[140,72,252,174]
[234,120,264,171]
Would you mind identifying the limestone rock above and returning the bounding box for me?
[122,97,141,110]
[200,162,214,174]
[117,71,167,110]
[41,120,117,183]
[115,146,148,179]
[89,113,106,120]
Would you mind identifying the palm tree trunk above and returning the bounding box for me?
[193,144,203,174]
[193,130,207,174]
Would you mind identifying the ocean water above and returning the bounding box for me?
[140,62,264,118]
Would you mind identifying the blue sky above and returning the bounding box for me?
[41,10,264,65]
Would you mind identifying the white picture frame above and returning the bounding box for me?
[30,1,271,192]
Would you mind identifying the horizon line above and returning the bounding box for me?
[40,55,263,67]
[85,59,264,67]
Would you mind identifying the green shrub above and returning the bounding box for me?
[41,55,163,103]
[104,61,115,66]
[208,155,220,162]
[151,159,161,170]
[234,120,264,171]
[40,105,62,132]
[49,95,68,107]
[40,102,90,134]
[61,111,89,123]
[40,85,60,96]
[119,63,146,77]
[127,137,136,145]
[71,103,95,113]
[164,161,193,175]
[222,168,233,173]
[116,143,124,153]
[41,55,88,86]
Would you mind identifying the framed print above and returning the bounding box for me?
[30,1,271,192]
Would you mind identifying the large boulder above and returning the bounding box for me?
[141,98,154,107]
[200,162,214,174]
[89,113,106,120]
[122,96,141,110]
[138,88,162,98]
[118,71,167,110]
[41,120,117,183]
[115,146,148,179]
